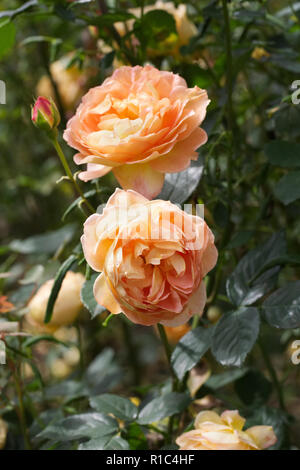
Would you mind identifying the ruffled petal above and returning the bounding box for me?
[150,127,207,173]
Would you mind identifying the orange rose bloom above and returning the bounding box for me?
[64,65,209,199]
[176,410,277,450]
[81,189,217,326]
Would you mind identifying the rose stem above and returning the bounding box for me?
[258,339,286,411]
[51,137,95,214]
[9,357,32,450]
[157,324,179,443]
[121,318,141,385]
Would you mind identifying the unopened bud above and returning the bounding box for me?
[31,96,60,136]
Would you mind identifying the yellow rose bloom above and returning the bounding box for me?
[176,410,277,450]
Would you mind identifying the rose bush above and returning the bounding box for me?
[1,0,300,452]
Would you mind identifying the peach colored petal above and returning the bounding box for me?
[105,187,149,209]
[93,273,122,315]
[184,281,207,316]
[150,127,207,173]
[201,239,218,277]
[78,163,112,182]
[81,214,104,272]
[246,426,277,449]
[113,163,165,199]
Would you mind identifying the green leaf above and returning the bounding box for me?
[0,1,37,19]
[264,141,300,168]
[9,224,76,254]
[44,255,78,324]
[137,392,190,425]
[226,232,286,306]
[274,171,300,205]
[212,307,260,366]
[23,335,68,349]
[126,423,148,450]
[178,64,212,89]
[0,19,16,59]
[37,412,118,442]
[20,36,62,47]
[90,394,138,422]
[62,190,96,221]
[30,409,65,440]
[171,326,213,380]
[157,157,204,204]
[79,435,129,450]
[262,281,300,328]
[19,265,44,285]
[85,348,123,395]
[45,379,88,401]
[136,10,178,50]
[227,230,254,249]
[80,274,106,319]
[234,369,272,406]
[205,367,249,390]
[9,284,35,309]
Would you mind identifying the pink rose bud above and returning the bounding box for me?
[31,96,60,136]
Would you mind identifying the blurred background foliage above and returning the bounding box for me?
[1,0,300,451]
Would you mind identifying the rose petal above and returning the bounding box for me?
[246,426,277,450]
[113,163,165,200]
[93,273,122,315]
[195,411,224,428]
[78,163,112,182]
[221,410,245,431]
[150,127,207,173]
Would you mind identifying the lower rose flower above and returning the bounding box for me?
[176,410,277,450]
[81,189,218,326]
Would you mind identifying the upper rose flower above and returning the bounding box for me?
[81,189,217,327]
[176,410,277,451]
[63,65,209,199]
